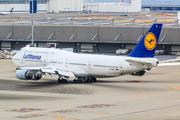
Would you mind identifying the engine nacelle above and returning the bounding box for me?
[130,70,146,76]
[16,70,33,80]
[31,72,42,80]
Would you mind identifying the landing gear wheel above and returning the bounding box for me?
[73,79,83,83]
[73,79,77,83]
[58,79,61,83]
[91,77,97,82]
[62,79,67,83]
[58,78,67,83]
[84,78,93,83]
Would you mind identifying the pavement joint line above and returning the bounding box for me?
[48,116,82,120]
[145,75,180,81]
[81,111,109,114]
[91,104,180,120]
[140,91,180,99]
[117,87,146,101]
[0,90,85,98]
[105,85,180,103]
[101,84,146,103]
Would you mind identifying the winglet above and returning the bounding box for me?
[127,23,163,58]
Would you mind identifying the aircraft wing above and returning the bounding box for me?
[125,59,153,66]
[55,69,75,78]
[18,66,76,78]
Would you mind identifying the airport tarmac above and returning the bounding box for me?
[0,59,180,120]
[0,13,177,24]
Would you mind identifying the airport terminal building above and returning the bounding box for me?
[0,22,180,55]
[0,0,140,13]
[0,0,83,13]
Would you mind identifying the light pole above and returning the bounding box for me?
[31,0,34,45]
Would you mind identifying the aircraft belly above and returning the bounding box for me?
[88,70,120,77]
[75,73,90,77]
[89,73,121,78]
[71,67,90,77]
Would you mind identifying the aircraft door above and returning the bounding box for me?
[18,51,24,64]
[65,60,68,67]
[88,61,91,69]
[42,55,48,66]
[119,64,124,74]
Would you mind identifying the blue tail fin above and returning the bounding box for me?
[10,7,14,12]
[127,23,163,58]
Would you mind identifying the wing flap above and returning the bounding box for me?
[41,68,56,74]
[56,70,75,78]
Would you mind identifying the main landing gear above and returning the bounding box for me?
[73,77,97,84]
[57,77,97,84]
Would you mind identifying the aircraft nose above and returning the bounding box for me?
[12,52,19,65]
[12,54,16,62]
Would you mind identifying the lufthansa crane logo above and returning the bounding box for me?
[144,32,157,50]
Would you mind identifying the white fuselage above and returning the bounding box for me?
[12,47,158,78]
[0,12,11,15]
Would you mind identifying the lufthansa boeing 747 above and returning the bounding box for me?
[12,23,163,83]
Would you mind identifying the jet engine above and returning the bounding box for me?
[16,70,33,80]
[31,72,42,80]
[130,70,146,76]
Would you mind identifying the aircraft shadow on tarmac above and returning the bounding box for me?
[1,79,179,95]
[96,80,180,83]
[27,79,180,85]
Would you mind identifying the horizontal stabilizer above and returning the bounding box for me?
[158,63,180,66]
[125,59,152,65]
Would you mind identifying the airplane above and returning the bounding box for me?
[12,23,163,83]
[0,7,14,15]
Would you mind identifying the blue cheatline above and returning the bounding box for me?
[127,23,163,58]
